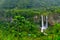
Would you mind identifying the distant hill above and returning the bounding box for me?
[0,0,60,9]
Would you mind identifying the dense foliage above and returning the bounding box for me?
[0,8,60,40]
[0,0,60,40]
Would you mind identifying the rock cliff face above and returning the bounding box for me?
[33,14,60,26]
[51,14,60,23]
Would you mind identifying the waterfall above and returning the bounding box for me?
[46,16,48,28]
[42,15,44,28]
[41,15,48,33]
[41,15,44,32]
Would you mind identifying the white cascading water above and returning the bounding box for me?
[46,16,48,28]
[41,15,48,35]
[41,15,44,32]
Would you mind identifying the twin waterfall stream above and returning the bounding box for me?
[41,15,48,35]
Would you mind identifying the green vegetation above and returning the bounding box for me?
[0,0,60,40]
[0,9,60,40]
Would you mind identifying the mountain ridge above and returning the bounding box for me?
[0,0,60,9]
